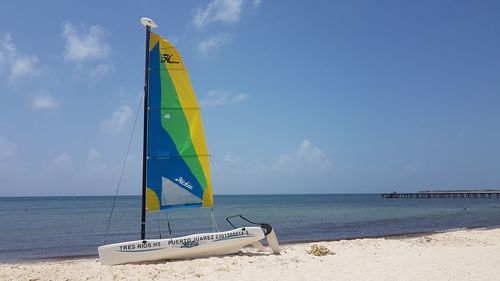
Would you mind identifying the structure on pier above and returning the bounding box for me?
[381,191,500,199]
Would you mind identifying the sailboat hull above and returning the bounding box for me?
[98,227,265,265]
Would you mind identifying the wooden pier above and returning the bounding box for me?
[381,191,500,199]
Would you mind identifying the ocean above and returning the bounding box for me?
[1,194,500,262]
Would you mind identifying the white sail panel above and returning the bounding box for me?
[161,177,202,207]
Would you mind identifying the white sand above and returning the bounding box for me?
[1,228,499,281]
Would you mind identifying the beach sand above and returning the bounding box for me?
[1,227,499,281]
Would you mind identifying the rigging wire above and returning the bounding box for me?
[165,210,173,239]
[211,208,220,233]
[157,212,162,239]
[102,92,144,244]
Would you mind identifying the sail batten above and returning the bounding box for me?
[150,107,201,109]
[150,155,210,159]
[146,32,213,211]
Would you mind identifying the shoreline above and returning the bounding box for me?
[2,227,500,281]
[2,224,500,264]
[3,224,499,264]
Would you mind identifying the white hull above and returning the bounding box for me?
[99,227,272,265]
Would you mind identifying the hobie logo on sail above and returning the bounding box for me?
[161,54,179,64]
[175,177,193,190]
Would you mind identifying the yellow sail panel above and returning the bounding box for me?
[146,187,160,211]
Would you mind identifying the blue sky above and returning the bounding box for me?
[1,0,500,196]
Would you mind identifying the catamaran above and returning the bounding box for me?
[98,18,280,266]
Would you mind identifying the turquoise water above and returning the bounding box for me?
[1,194,500,261]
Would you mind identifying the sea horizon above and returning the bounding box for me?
[4,189,500,198]
[0,192,381,198]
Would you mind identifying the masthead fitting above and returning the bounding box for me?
[140,17,158,28]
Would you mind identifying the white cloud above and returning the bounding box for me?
[232,92,248,103]
[0,137,15,158]
[222,153,240,165]
[193,0,243,29]
[63,23,110,62]
[0,137,16,170]
[10,54,39,81]
[0,33,40,82]
[272,139,332,174]
[0,34,16,66]
[53,153,72,166]
[88,149,101,161]
[197,33,232,56]
[100,105,133,134]
[45,153,74,175]
[253,0,262,7]
[200,89,248,107]
[32,93,59,109]
[89,63,112,78]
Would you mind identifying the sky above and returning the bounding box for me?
[1,0,500,196]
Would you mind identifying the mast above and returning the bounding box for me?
[140,17,158,240]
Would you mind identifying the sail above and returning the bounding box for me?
[146,32,213,211]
